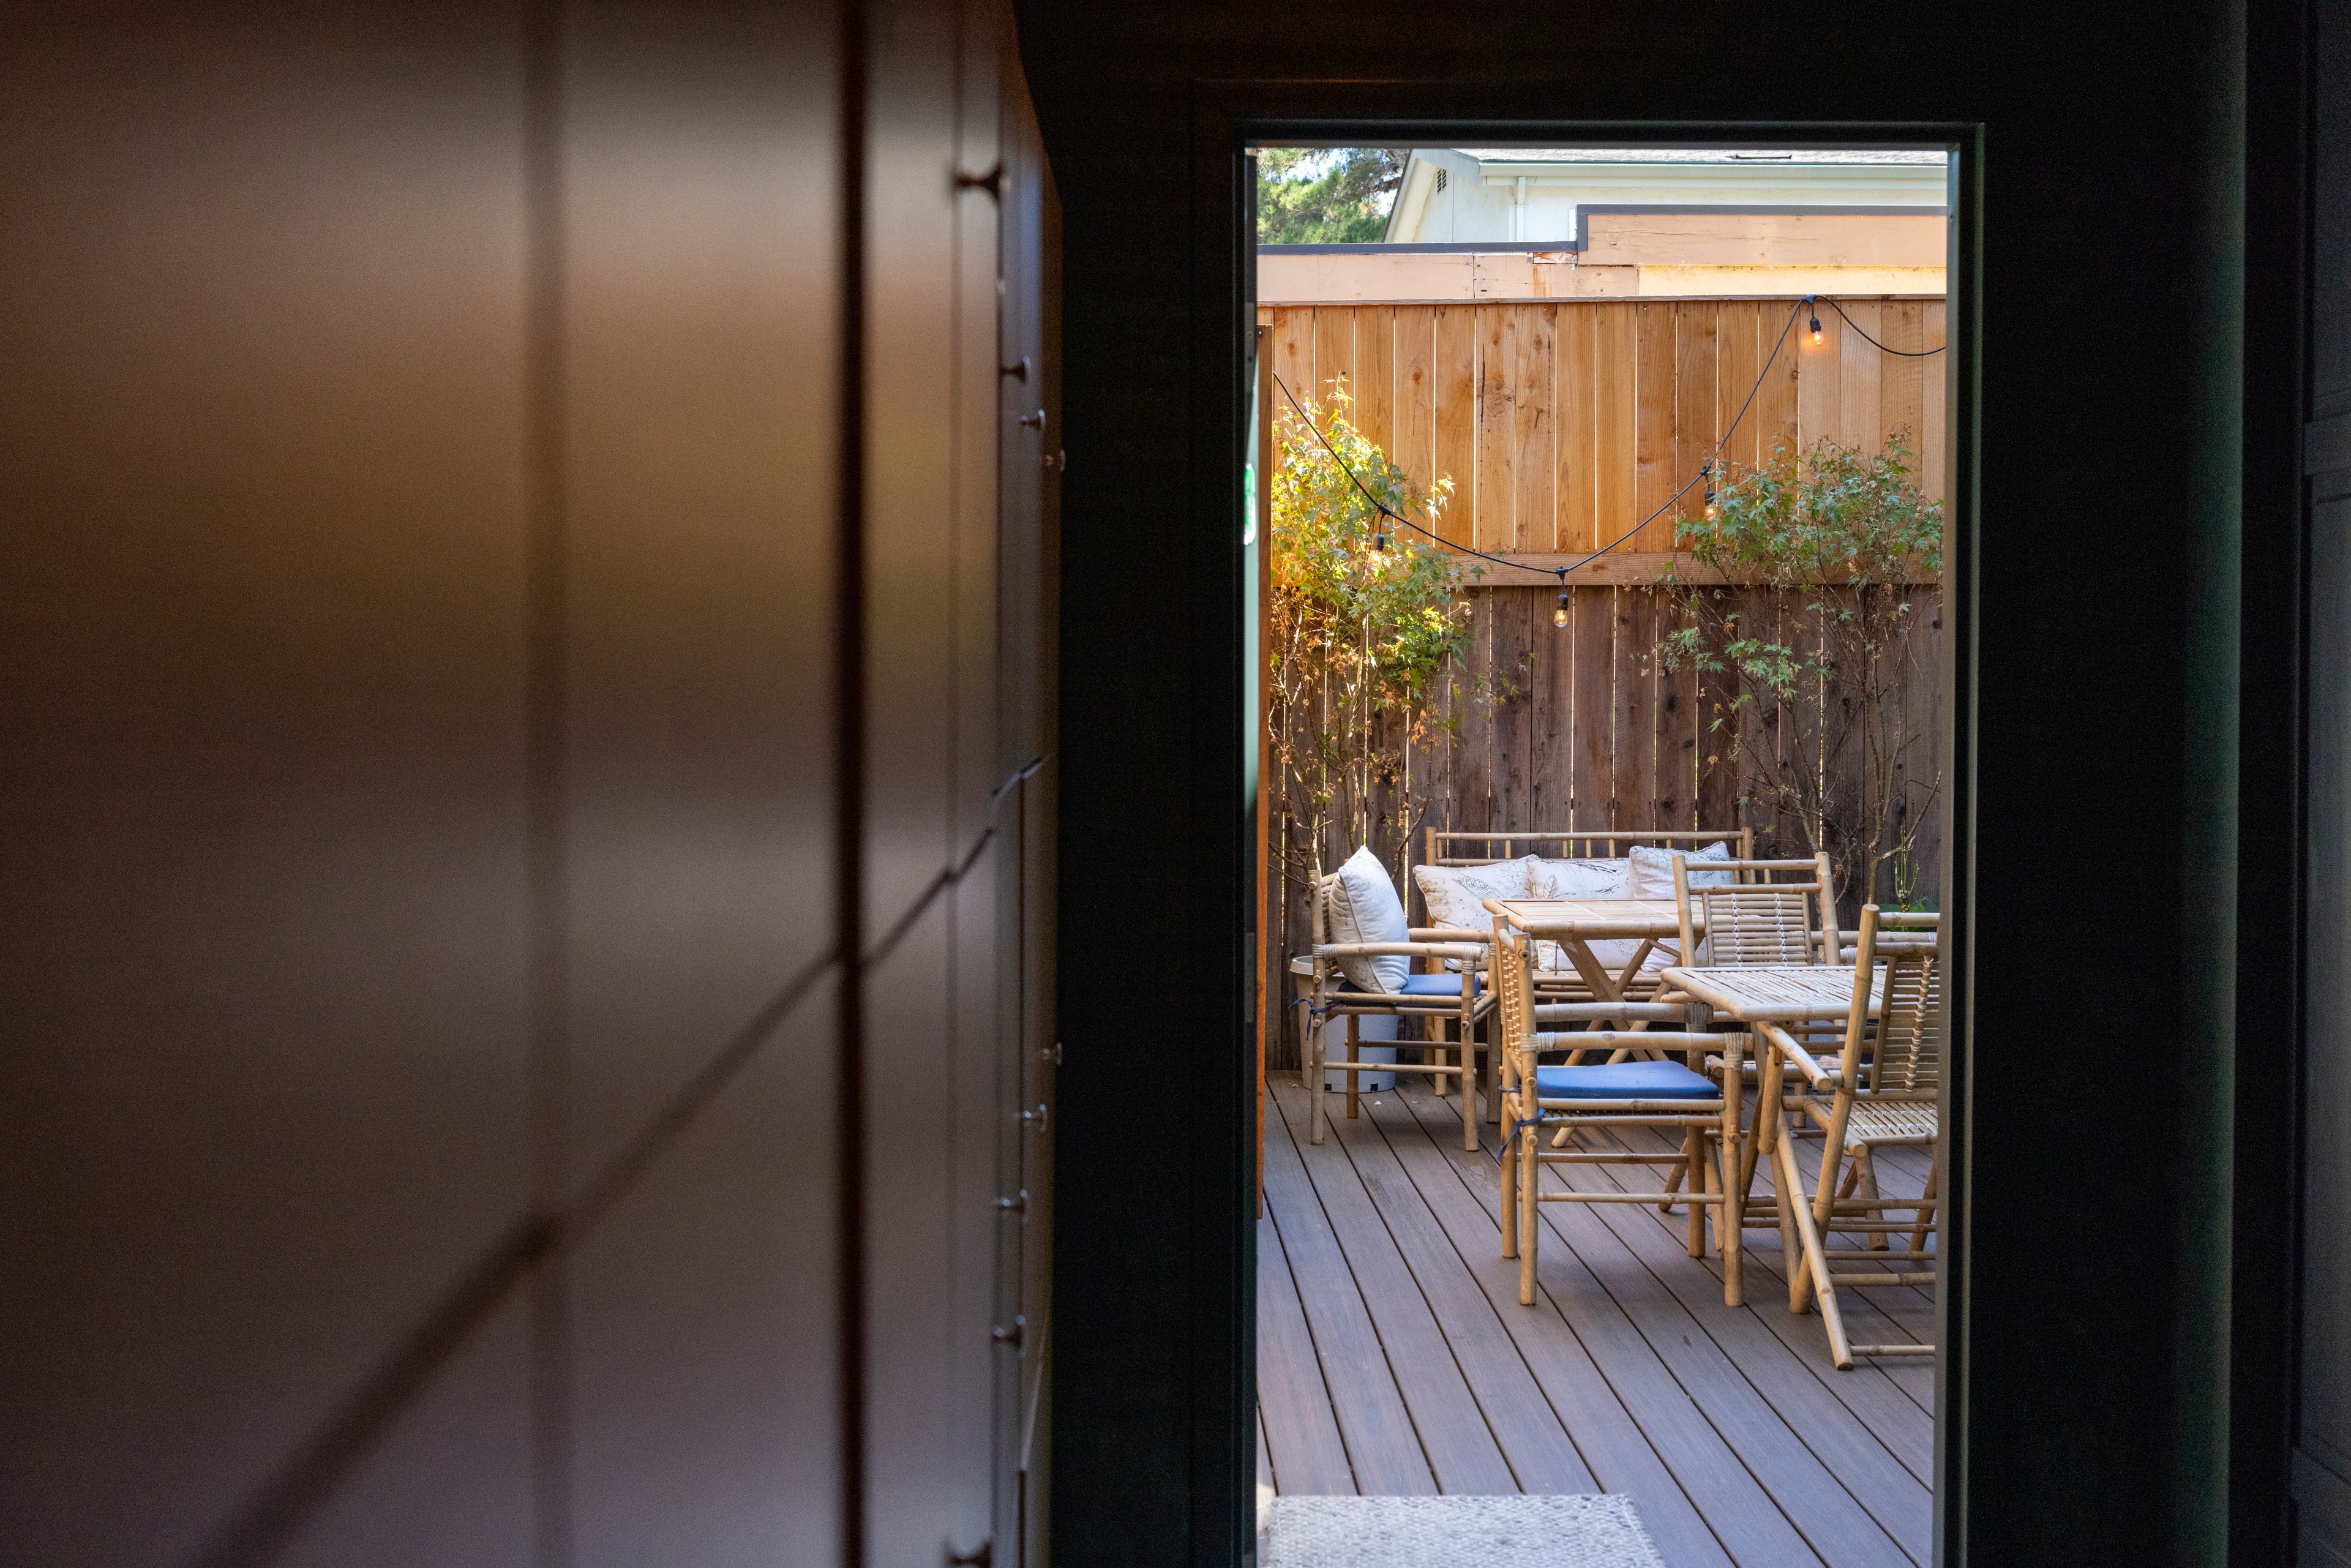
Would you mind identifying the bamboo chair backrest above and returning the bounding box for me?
[1490,918,1535,1062]
[1673,853,1837,967]
[1843,907,1942,1094]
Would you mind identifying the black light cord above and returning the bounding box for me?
[1270,295,1813,584]
[1814,294,1946,357]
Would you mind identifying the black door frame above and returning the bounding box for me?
[1189,94,1982,1564]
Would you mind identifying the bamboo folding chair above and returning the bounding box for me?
[1307,866,1497,1152]
[1493,917,1751,1307]
[1756,904,1941,1368]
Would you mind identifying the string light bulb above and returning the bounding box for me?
[1702,463,1720,522]
[1554,579,1570,629]
[1809,299,1823,346]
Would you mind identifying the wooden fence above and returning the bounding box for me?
[1264,579,1946,1068]
[1261,298,1948,560]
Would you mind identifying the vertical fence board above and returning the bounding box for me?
[1693,587,1741,831]
[1796,296,1840,450]
[1880,300,1925,458]
[1455,591,1495,831]
[1757,297,1802,461]
[1595,302,1638,547]
[1492,590,1535,833]
[1273,308,1314,419]
[1475,306,1513,553]
[1655,588,1700,827]
[1513,306,1556,552]
[1715,300,1761,474]
[1394,304,1438,503]
[1433,304,1478,547]
[1572,588,1614,829]
[1556,302,1600,552]
[1610,588,1653,829]
[1837,298,1884,454]
[1355,304,1395,459]
[1672,301,1718,545]
[1632,301,1678,550]
[1314,304,1355,408]
[1922,301,1948,508]
[1531,587,1575,827]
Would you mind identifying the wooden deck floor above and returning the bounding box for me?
[1257,1071,1937,1568]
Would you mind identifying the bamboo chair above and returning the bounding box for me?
[1756,904,1941,1368]
[1492,917,1750,1308]
[1307,865,1497,1152]
[1668,852,1840,972]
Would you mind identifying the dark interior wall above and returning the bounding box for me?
[0,3,1058,1565]
[1015,2,2297,1564]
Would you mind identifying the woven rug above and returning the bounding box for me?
[1265,1494,1668,1568]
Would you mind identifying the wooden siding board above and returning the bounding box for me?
[1595,303,1638,549]
[1715,300,1761,475]
[1491,589,1535,833]
[1531,586,1575,829]
[1655,588,1700,828]
[1433,304,1478,547]
[1273,307,1315,425]
[1611,588,1654,830]
[1694,587,1742,833]
[1455,591,1496,832]
[1514,306,1558,552]
[1395,304,1438,503]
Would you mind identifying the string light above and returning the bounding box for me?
[1554,571,1571,629]
[1809,297,1823,347]
[1702,463,1720,522]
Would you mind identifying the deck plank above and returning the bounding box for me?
[1257,1206,1359,1495]
[1303,1087,1739,1568]
[1262,1098,1439,1495]
[1532,1128,1934,1558]
[1389,1080,1908,1568]
[1287,1087,1601,1496]
[1299,1079,1822,1568]
[1275,1087,1520,1495]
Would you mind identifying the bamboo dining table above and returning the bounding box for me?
[1659,961,1888,1245]
[1482,897,1699,1013]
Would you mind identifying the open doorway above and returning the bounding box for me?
[1250,141,1956,1568]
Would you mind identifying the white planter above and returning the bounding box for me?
[1320,1011,1398,1093]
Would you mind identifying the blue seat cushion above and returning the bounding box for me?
[1533,1060,1716,1100]
[1341,972,1477,998]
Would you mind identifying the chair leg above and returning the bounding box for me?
[1856,1148,1887,1250]
[1460,1000,1479,1150]
[1660,1160,1686,1214]
[1684,1129,1706,1257]
[1518,1128,1540,1306]
[1499,1091,1520,1259]
[1910,1165,1938,1256]
[1344,1013,1360,1122]
[1715,1133,1743,1308]
[1776,1133,1853,1367]
[1307,1013,1327,1146]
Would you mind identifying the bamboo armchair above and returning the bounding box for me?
[1668,852,1840,972]
[1306,864,1497,1152]
[1756,904,1941,1368]
[1492,916,1751,1308]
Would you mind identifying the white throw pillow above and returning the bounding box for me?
[1326,844,1411,993]
[1628,841,1733,899]
[1412,857,1535,969]
[1528,857,1627,900]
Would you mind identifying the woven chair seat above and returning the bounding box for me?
[1813,1097,1938,1145]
